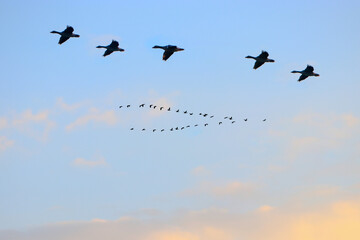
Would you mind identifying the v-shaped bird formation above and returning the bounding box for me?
[50,25,320,82]
[118,103,266,133]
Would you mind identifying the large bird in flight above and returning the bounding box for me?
[152,45,184,61]
[51,26,80,45]
[96,40,125,57]
[291,65,320,82]
[245,51,275,69]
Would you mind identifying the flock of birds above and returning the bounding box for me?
[118,103,266,132]
[51,26,320,82]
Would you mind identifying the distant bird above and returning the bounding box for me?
[152,45,184,61]
[203,114,208,117]
[96,40,124,57]
[139,104,145,107]
[153,106,157,109]
[149,104,153,108]
[245,51,275,69]
[142,128,146,131]
[176,109,180,112]
[263,119,266,121]
[291,65,320,82]
[168,107,171,111]
[175,127,179,130]
[127,105,130,108]
[224,117,228,119]
[51,26,80,45]
[210,115,214,118]
[160,107,164,110]
[181,127,185,130]
[119,105,123,108]
[232,121,236,124]
[204,123,208,126]
[194,124,198,127]
[170,128,174,131]
[161,129,165,132]
[130,128,134,130]
[189,113,193,115]
[186,125,190,128]
[229,117,233,120]
[199,113,202,115]
[184,111,188,114]
[219,122,222,125]
[244,118,248,121]
[153,129,156,132]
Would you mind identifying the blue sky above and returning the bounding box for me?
[1,0,360,239]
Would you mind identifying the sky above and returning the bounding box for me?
[1,0,360,239]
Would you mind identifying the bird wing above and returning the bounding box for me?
[109,40,119,48]
[103,49,113,57]
[163,51,174,61]
[58,36,70,45]
[298,74,309,82]
[253,61,265,69]
[258,51,269,59]
[64,26,74,34]
[305,65,314,72]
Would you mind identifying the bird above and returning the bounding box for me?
[96,40,124,57]
[160,107,164,110]
[152,45,184,61]
[142,128,146,131]
[194,124,198,127]
[263,119,266,121]
[204,123,208,126]
[161,129,165,132]
[186,125,190,128]
[189,113,193,115]
[119,105,123,108]
[139,104,145,107]
[231,121,236,124]
[245,51,275,69]
[184,111,188,114]
[203,114,208,117]
[127,105,130,108]
[51,26,80,45]
[199,113,202,115]
[153,106,157,109]
[229,117,233,120]
[168,107,171,111]
[244,118,248,121]
[219,122,222,125]
[291,65,320,82]
[210,115,214,118]
[153,129,156,132]
[176,109,180,112]
[130,128,134,130]
[175,127,179,130]
[170,128,174,131]
[149,104,153,108]
[181,127,185,130]
[224,117,228,119]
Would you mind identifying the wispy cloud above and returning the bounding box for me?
[56,97,84,112]
[72,156,107,167]
[66,108,117,131]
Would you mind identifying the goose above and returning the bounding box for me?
[170,128,174,131]
[244,118,248,121]
[291,65,320,82]
[224,117,228,119]
[176,109,180,112]
[194,124,198,127]
[51,26,80,45]
[127,105,130,108]
[149,104,153,108]
[181,127,185,130]
[175,127,179,130]
[168,107,171,111]
[231,121,236,124]
[204,123,208,126]
[153,129,156,132]
[161,129,165,132]
[139,104,145,107]
[229,117,233,120]
[152,45,184,61]
[186,125,190,128]
[184,111,188,114]
[153,106,157,109]
[160,107,164,110]
[119,105,123,108]
[210,115,214,118]
[219,122,222,125]
[130,128,134,130]
[189,113,193,115]
[203,114,208,117]
[245,51,275,69]
[96,40,124,57]
[142,128,146,131]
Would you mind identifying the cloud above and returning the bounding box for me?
[2,199,360,240]
[11,109,56,141]
[66,108,117,131]
[257,205,274,213]
[0,136,14,152]
[191,166,211,176]
[56,97,84,112]
[72,156,107,167]
[0,117,7,130]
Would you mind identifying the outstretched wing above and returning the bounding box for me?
[109,40,119,48]
[163,51,174,61]
[304,65,314,72]
[63,26,74,34]
[298,74,308,82]
[258,51,269,59]
[103,49,113,57]
[254,61,265,69]
[58,36,70,44]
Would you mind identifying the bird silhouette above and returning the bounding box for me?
[96,40,124,57]
[153,129,156,132]
[170,128,174,131]
[245,51,275,69]
[130,128,134,130]
[189,113,193,115]
[181,127,185,130]
[176,109,180,112]
[184,111,187,114]
[231,121,236,124]
[199,113,202,115]
[119,105,123,108]
[186,125,190,128]
[263,119,266,121]
[194,124,198,127]
[210,115,214,118]
[51,26,80,45]
[224,117,228,119]
[160,107,164,110]
[127,105,130,108]
[168,107,171,111]
[152,45,184,61]
[175,127,179,130]
[149,104,153,108]
[219,122,222,125]
[142,128,146,131]
[229,117,233,120]
[139,104,145,107]
[161,129,165,132]
[291,65,320,82]
[153,106,157,109]
[203,114,208,117]
[204,123,208,126]
[244,119,248,121]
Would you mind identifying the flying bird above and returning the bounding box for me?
[142,128,146,131]
[176,109,180,112]
[161,129,165,132]
[245,51,275,69]
[152,45,184,61]
[194,124,198,127]
[149,104,153,108]
[181,127,185,130]
[219,122,222,125]
[184,111,188,114]
[204,123,208,126]
[51,26,80,45]
[170,128,174,131]
[139,104,145,107]
[231,121,236,124]
[263,119,266,121]
[96,40,124,57]
[291,65,320,82]
[119,105,123,108]
[199,113,202,115]
[189,113,193,115]
[229,117,233,120]
[127,105,130,108]
[186,125,190,128]
[168,107,171,111]
[130,128,134,130]
[210,115,214,118]
[153,129,156,132]
[203,114,208,117]
[224,117,228,119]
[175,127,179,130]
[244,118,248,121]
[160,107,164,110]
[153,106,157,109]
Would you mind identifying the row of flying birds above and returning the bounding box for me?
[51,26,320,82]
[118,103,266,132]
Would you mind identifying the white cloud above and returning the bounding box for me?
[72,156,107,167]
[191,166,211,176]
[0,136,14,152]
[56,97,84,112]
[66,108,117,131]
[0,117,7,130]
